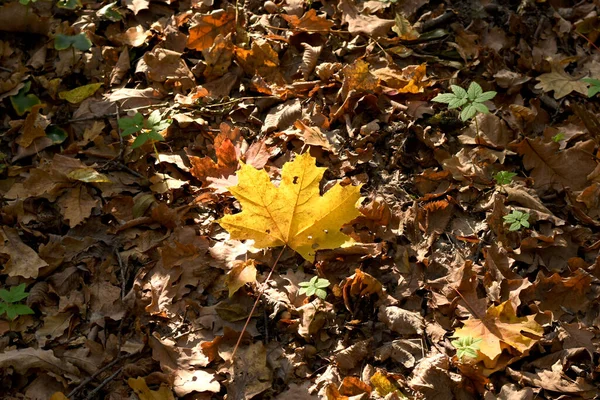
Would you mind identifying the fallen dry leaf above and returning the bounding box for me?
[219,152,362,261]
[453,301,543,367]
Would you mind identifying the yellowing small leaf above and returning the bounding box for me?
[58,83,103,104]
[219,153,362,261]
[453,300,543,367]
[226,260,257,297]
[534,66,587,99]
[128,377,175,400]
[67,168,112,183]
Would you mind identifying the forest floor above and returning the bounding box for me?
[1,0,600,399]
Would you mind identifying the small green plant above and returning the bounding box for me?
[582,78,600,98]
[503,210,530,231]
[97,1,122,21]
[54,33,92,52]
[118,110,171,149]
[0,284,34,320]
[432,81,497,122]
[551,132,565,143]
[19,0,37,5]
[299,276,330,300]
[56,0,82,9]
[10,81,41,116]
[494,171,516,185]
[451,336,482,360]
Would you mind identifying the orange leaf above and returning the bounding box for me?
[282,9,334,32]
[453,300,543,368]
[187,9,236,51]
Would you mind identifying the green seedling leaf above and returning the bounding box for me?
[552,132,565,143]
[582,78,600,98]
[299,276,330,300]
[56,0,82,9]
[494,171,516,185]
[97,2,122,21]
[46,126,68,144]
[54,33,92,51]
[0,284,34,321]
[10,82,41,116]
[19,0,37,5]
[119,113,144,136]
[451,336,482,360]
[432,81,497,122]
[59,83,103,104]
[503,210,530,231]
[0,283,30,303]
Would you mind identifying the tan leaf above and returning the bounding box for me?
[282,9,334,32]
[187,9,236,51]
[0,348,81,384]
[225,260,257,297]
[124,0,149,14]
[534,65,587,99]
[453,301,543,367]
[339,0,395,38]
[149,335,219,396]
[0,226,49,279]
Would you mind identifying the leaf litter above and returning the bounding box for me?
[1,0,600,399]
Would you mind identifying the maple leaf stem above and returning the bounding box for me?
[231,245,287,360]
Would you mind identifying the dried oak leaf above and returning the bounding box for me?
[0,348,81,384]
[0,226,49,278]
[187,9,236,52]
[535,65,587,99]
[515,138,597,193]
[218,153,362,261]
[282,9,334,32]
[453,301,543,367]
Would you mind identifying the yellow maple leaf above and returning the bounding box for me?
[453,300,543,368]
[219,153,362,261]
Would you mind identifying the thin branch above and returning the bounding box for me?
[231,246,287,359]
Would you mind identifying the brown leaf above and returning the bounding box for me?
[339,0,395,38]
[0,226,49,278]
[225,342,272,399]
[17,104,48,148]
[534,64,588,99]
[187,9,236,52]
[506,366,596,394]
[0,348,81,384]
[57,185,97,228]
[149,335,219,396]
[516,138,597,193]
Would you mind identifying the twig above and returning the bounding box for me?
[0,66,13,73]
[201,96,278,108]
[262,23,349,34]
[417,11,456,33]
[115,103,125,161]
[231,246,287,359]
[68,103,171,123]
[67,355,131,398]
[83,367,123,400]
